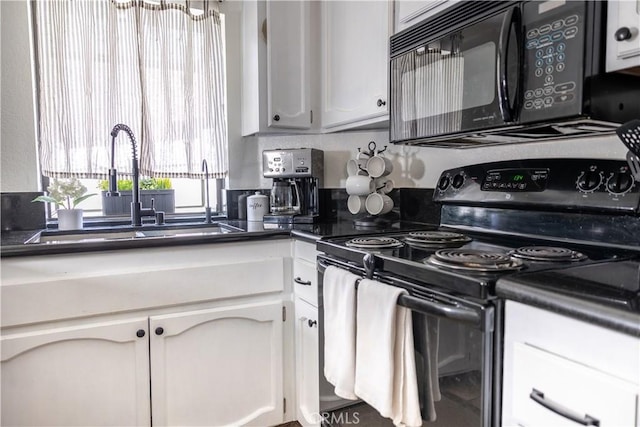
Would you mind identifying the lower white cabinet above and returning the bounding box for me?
[150,301,284,426]
[1,240,292,427]
[509,342,638,427]
[1,318,151,426]
[502,301,640,427]
[295,297,320,427]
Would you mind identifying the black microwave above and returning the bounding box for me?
[389,0,640,147]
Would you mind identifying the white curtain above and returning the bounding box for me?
[34,0,228,179]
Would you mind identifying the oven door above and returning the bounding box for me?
[390,5,522,143]
[317,255,501,427]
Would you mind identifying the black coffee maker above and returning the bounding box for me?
[262,148,324,223]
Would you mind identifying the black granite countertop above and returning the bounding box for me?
[1,218,435,257]
[496,258,640,337]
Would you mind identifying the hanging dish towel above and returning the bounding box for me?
[354,279,422,427]
[322,265,360,400]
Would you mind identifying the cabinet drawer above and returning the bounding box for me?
[293,259,318,307]
[510,342,639,427]
[294,240,318,264]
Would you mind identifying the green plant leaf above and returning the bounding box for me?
[32,195,64,207]
[72,193,97,208]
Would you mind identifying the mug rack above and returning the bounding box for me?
[347,141,395,228]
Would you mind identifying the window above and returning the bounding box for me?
[32,0,227,216]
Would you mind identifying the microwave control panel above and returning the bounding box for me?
[519,1,590,124]
[434,159,639,214]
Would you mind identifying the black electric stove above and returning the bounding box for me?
[317,158,640,304]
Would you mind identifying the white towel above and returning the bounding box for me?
[322,265,360,400]
[354,279,422,427]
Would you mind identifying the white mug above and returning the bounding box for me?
[365,192,393,215]
[347,195,367,215]
[346,175,374,196]
[376,178,394,194]
[366,155,393,178]
[346,159,367,177]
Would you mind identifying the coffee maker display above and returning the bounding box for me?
[263,148,324,223]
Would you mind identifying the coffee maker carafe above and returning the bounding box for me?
[263,148,324,223]
[270,180,301,214]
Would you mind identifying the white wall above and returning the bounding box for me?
[232,131,627,190]
[0,1,629,195]
[1,0,39,192]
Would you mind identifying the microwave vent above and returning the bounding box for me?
[391,1,513,57]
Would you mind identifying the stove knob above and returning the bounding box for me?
[576,171,601,192]
[452,174,465,189]
[606,171,634,194]
[438,175,451,191]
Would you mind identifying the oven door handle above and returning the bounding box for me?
[398,294,481,325]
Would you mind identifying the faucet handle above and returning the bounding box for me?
[155,211,165,225]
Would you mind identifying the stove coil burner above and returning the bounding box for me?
[404,231,472,248]
[345,236,404,250]
[427,249,524,272]
[510,246,587,262]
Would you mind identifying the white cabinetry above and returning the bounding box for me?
[1,318,150,427]
[241,1,313,135]
[394,0,460,34]
[502,301,640,427]
[150,301,283,426]
[606,0,640,72]
[321,1,390,131]
[293,240,321,427]
[1,240,292,427]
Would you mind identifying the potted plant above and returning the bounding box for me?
[99,177,175,215]
[32,178,96,230]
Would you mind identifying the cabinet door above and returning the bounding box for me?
[1,318,150,426]
[321,1,390,129]
[294,298,320,427]
[606,0,640,72]
[394,1,458,34]
[293,257,318,307]
[267,0,311,129]
[150,301,284,426]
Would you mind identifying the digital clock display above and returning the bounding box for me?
[481,168,549,192]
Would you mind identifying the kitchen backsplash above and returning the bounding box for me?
[226,188,440,224]
[1,192,46,231]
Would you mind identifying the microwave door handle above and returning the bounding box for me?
[497,6,522,122]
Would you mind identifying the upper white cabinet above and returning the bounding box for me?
[241,1,314,135]
[606,0,640,72]
[394,0,460,34]
[266,1,313,130]
[320,1,391,131]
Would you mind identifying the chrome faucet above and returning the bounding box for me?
[107,124,156,226]
[202,159,213,224]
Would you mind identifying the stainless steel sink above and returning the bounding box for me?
[25,222,244,244]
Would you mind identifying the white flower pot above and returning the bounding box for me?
[57,209,84,230]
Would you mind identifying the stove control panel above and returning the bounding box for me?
[434,159,639,214]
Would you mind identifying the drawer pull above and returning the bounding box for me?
[530,389,600,426]
[294,277,312,286]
